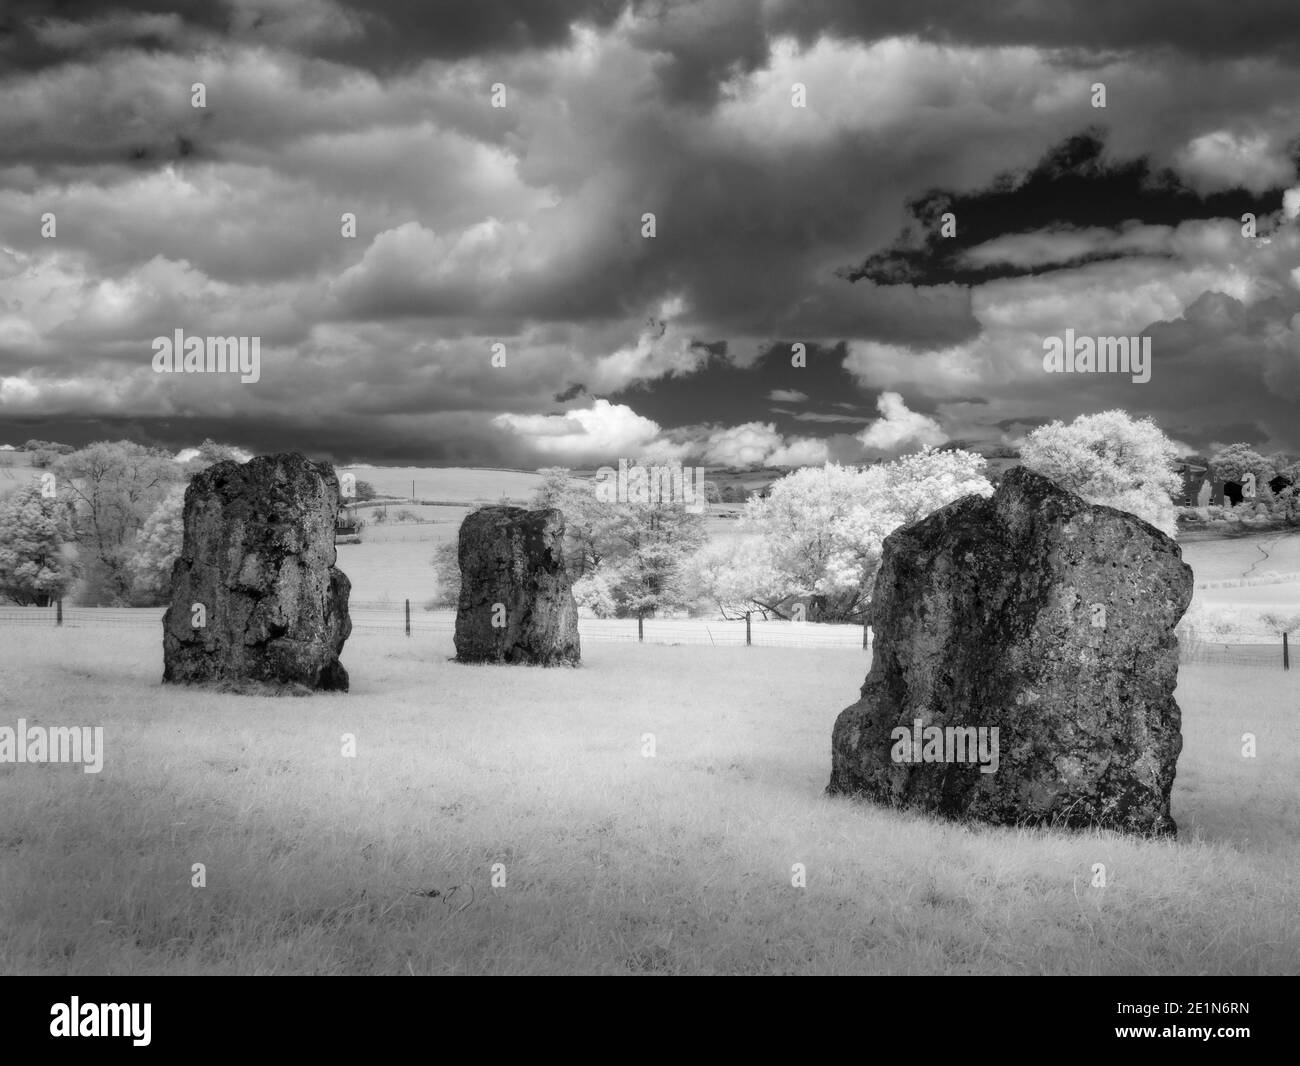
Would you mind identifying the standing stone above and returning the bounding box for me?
[454,505,580,666]
[828,467,1192,836]
[163,453,351,692]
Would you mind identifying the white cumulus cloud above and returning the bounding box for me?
[493,398,688,464]
[856,391,947,455]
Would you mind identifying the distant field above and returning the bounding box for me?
[0,627,1295,975]
[1180,531,1300,583]
[1180,532,1300,631]
[354,504,464,527]
[336,531,452,605]
[1192,582,1300,607]
[0,451,34,491]
[339,465,544,504]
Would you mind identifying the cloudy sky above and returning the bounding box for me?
[2,0,1300,469]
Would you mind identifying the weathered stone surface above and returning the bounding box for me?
[163,453,351,692]
[828,467,1192,836]
[454,505,580,666]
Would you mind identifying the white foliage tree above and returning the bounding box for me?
[572,568,618,618]
[708,447,993,622]
[684,534,785,619]
[127,487,186,605]
[1019,410,1181,537]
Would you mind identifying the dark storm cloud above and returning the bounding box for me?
[606,341,860,435]
[626,0,768,104]
[0,0,634,74]
[0,409,523,466]
[553,382,587,402]
[769,0,1300,64]
[848,131,1287,286]
[10,0,1300,86]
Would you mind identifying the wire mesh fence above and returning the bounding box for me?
[0,605,1294,665]
[1174,628,1292,667]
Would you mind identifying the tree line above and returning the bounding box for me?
[0,439,244,607]
[3,412,1296,617]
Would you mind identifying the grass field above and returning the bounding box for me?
[0,627,1296,975]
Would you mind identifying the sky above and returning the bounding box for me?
[2,0,1300,469]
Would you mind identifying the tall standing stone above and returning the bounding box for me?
[454,505,580,666]
[163,453,352,692]
[827,467,1192,836]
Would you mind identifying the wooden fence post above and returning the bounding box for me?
[405,598,411,638]
[638,614,644,643]
[1284,631,1290,671]
[745,611,751,646]
[56,598,63,627]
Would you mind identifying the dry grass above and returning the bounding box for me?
[0,626,1296,975]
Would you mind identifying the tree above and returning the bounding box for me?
[430,539,459,607]
[355,480,377,502]
[1210,443,1276,508]
[178,439,250,477]
[24,439,74,468]
[684,534,786,619]
[1265,453,1299,483]
[1020,410,1181,536]
[1260,610,1300,634]
[531,464,706,619]
[127,488,185,605]
[0,484,77,605]
[22,439,74,454]
[196,439,246,466]
[532,467,619,579]
[600,496,707,620]
[573,568,617,617]
[57,441,180,604]
[736,447,993,622]
[1209,443,1272,485]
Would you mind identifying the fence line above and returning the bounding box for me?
[1175,626,1292,668]
[0,604,870,649]
[1,606,1294,665]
